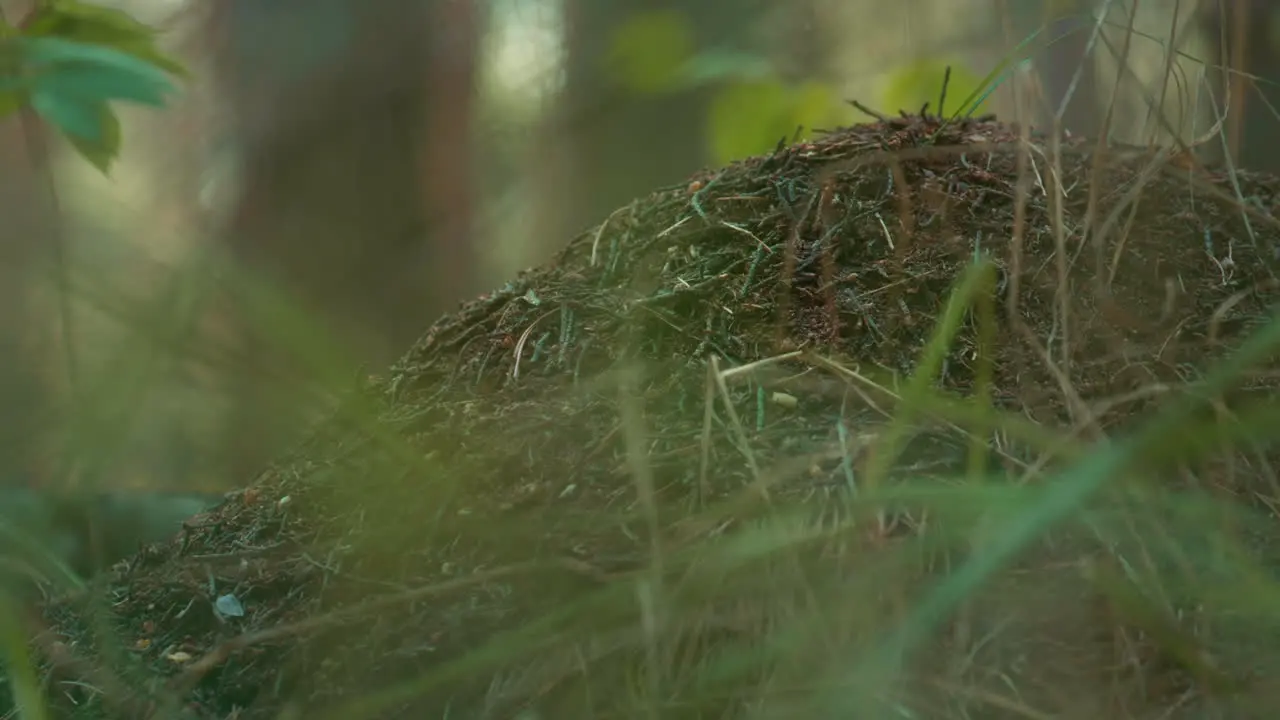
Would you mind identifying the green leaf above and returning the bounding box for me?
[23,0,187,78]
[0,7,177,175]
[32,60,174,107]
[707,79,792,164]
[19,36,176,93]
[789,80,851,134]
[880,58,990,117]
[14,39,178,129]
[707,79,851,164]
[676,49,774,88]
[64,102,121,173]
[28,83,105,140]
[605,10,695,94]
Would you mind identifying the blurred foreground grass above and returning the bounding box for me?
[5,241,1279,717]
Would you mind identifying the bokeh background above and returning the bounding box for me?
[0,0,1271,495]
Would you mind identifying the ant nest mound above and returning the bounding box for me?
[19,115,1280,719]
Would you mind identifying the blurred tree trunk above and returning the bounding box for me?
[205,0,482,481]
[1,0,69,487]
[530,0,768,258]
[421,0,483,316]
[1043,0,1101,137]
[788,0,838,83]
[1008,0,1102,136]
[0,114,58,484]
[1198,0,1280,172]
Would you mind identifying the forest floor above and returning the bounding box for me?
[12,114,1280,718]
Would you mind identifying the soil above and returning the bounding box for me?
[8,114,1280,719]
